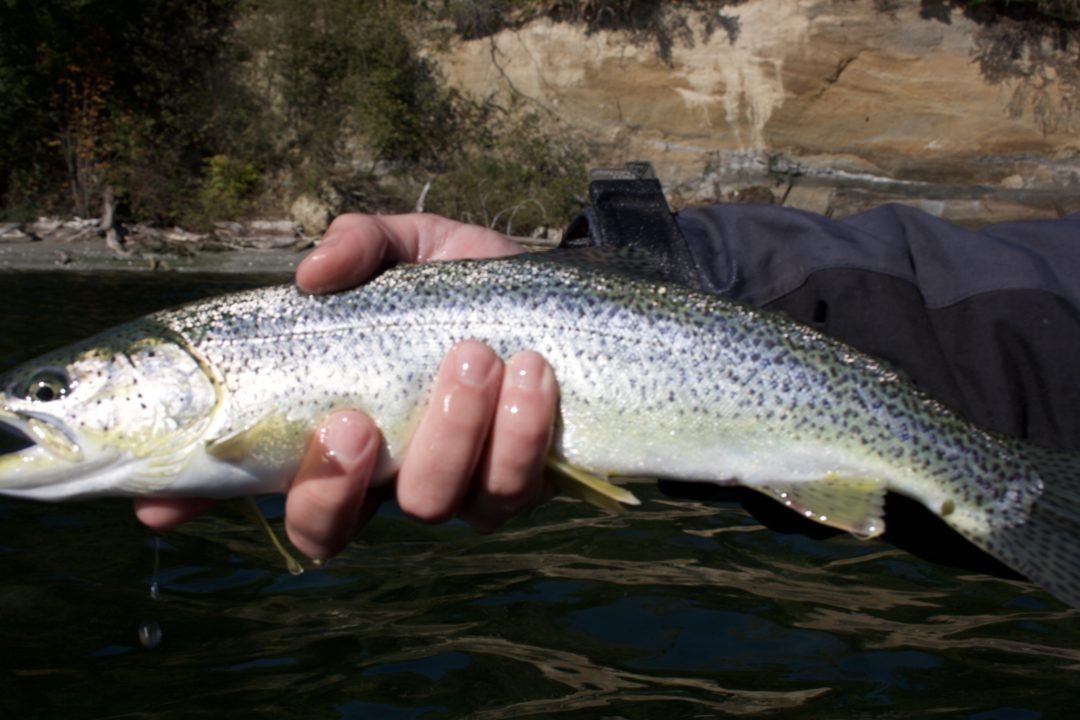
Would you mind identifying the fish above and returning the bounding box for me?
[1,249,1079,605]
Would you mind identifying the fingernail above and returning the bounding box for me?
[508,352,546,391]
[299,234,340,277]
[298,248,328,278]
[452,342,498,387]
[318,412,376,471]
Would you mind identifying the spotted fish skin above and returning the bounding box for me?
[1,249,1078,605]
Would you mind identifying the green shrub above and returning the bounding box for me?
[427,111,588,235]
[193,155,262,225]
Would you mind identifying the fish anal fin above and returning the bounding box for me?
[545,457,641,512]
[758,475,887,539]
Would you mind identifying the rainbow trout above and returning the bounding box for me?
[1,250,1078,605]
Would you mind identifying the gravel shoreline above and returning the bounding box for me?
[0,238,306,276]
[0,220,557,276]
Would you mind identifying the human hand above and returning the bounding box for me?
[134,213,559,560]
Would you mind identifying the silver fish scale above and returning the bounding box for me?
[153,251,1041,527]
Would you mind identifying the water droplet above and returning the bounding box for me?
[149,536,162,600]
[138,619,162,649]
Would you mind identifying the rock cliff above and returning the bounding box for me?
[433,0,1080,223]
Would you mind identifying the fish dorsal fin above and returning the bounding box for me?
[756,475,887,539]
[545,456,641,512]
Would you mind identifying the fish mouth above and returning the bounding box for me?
[0,406,84,462]
[0,406,119,500]
[0,417,34,456]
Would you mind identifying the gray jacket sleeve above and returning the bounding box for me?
[676,203,1080,452]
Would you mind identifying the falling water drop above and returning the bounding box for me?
[137,619,163,649]
[138,536,164,649]
[149,536,161,600]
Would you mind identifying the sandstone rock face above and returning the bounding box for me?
[433,0,1080,223]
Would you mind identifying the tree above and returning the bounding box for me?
[0,0,241,219]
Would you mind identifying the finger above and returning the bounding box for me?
[460,352,558,531]
[134,497,219,530]
[285,410,380,560]
[396,341,502,523]
[413,214,523,263]
[296,215,395,293]
[296,213,523,294]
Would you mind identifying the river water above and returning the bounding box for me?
[1,271,1077,719]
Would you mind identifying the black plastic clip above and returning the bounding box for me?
[562,161,701,289]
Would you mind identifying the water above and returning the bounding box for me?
[1,270,1078,719]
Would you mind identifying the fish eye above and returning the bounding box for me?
[24,368,71,403]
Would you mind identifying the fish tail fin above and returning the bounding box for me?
[971,445,1080,607]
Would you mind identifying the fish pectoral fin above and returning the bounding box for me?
[205,416,280,463]
[757,475,887,539]
[545,456,641,512]
[238,496,304,575]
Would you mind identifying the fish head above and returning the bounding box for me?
[0,320,219,500]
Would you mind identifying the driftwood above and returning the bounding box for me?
[101,185,130,256]
[14,216,313,254]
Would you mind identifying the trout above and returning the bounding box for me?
[1,250,1078,605]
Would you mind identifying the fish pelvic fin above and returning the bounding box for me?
[545,457,641,512]
[757,475,887,539]
[965,445,1080,608]
[238,496,304,576]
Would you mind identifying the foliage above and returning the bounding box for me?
[0,0,242,221]
[194,155,263,226]
[237,0,465,176]
[439,0,744,60]
[0,0,593,234]
[962,0,1080,23]
[426,110,589,235]
[967,3,1080,134]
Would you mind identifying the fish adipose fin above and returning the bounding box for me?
[757,475,887,539]
[973,446,1080,607]
[545,457,641,512]
[238,496,304,576]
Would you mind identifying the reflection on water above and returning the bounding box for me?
[1,271,1078,718]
